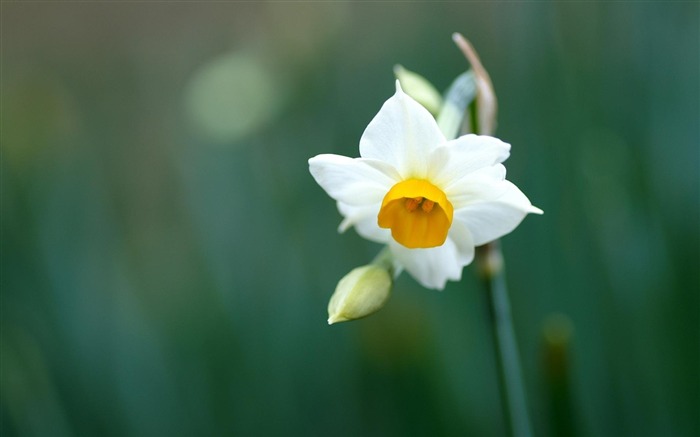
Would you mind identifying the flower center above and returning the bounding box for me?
[377,179,454,249]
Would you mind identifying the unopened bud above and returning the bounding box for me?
[327,265,392,325]
[394,64,443,116]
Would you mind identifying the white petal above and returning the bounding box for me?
[390,222,475,290]
[308,154,399,206]
[443,164,509,209]
[455,180,543,246]
[447,219,477,266]
[337,202,390,243]
[359,81,446,178]
[427,134,510,188]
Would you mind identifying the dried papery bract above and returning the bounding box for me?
[452,33,498,136]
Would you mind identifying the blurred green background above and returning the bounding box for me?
[2,3,698,436]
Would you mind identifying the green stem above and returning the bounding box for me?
[477,242,533,437]
[371,246,395,276]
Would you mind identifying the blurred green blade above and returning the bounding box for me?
[436,70,477,139]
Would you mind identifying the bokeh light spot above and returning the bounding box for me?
[184,51,281,144]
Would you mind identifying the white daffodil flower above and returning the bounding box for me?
[309,81,542,290]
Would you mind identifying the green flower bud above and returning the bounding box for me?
[393,64,443,116]
[327,265,392,325]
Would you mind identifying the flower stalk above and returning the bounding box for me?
[477,243,533,437]
[454,32,533,437]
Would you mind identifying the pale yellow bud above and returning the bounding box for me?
[327,265,392,325]
[393,65,443,116]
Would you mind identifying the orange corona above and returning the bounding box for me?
[377,179,453,248]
